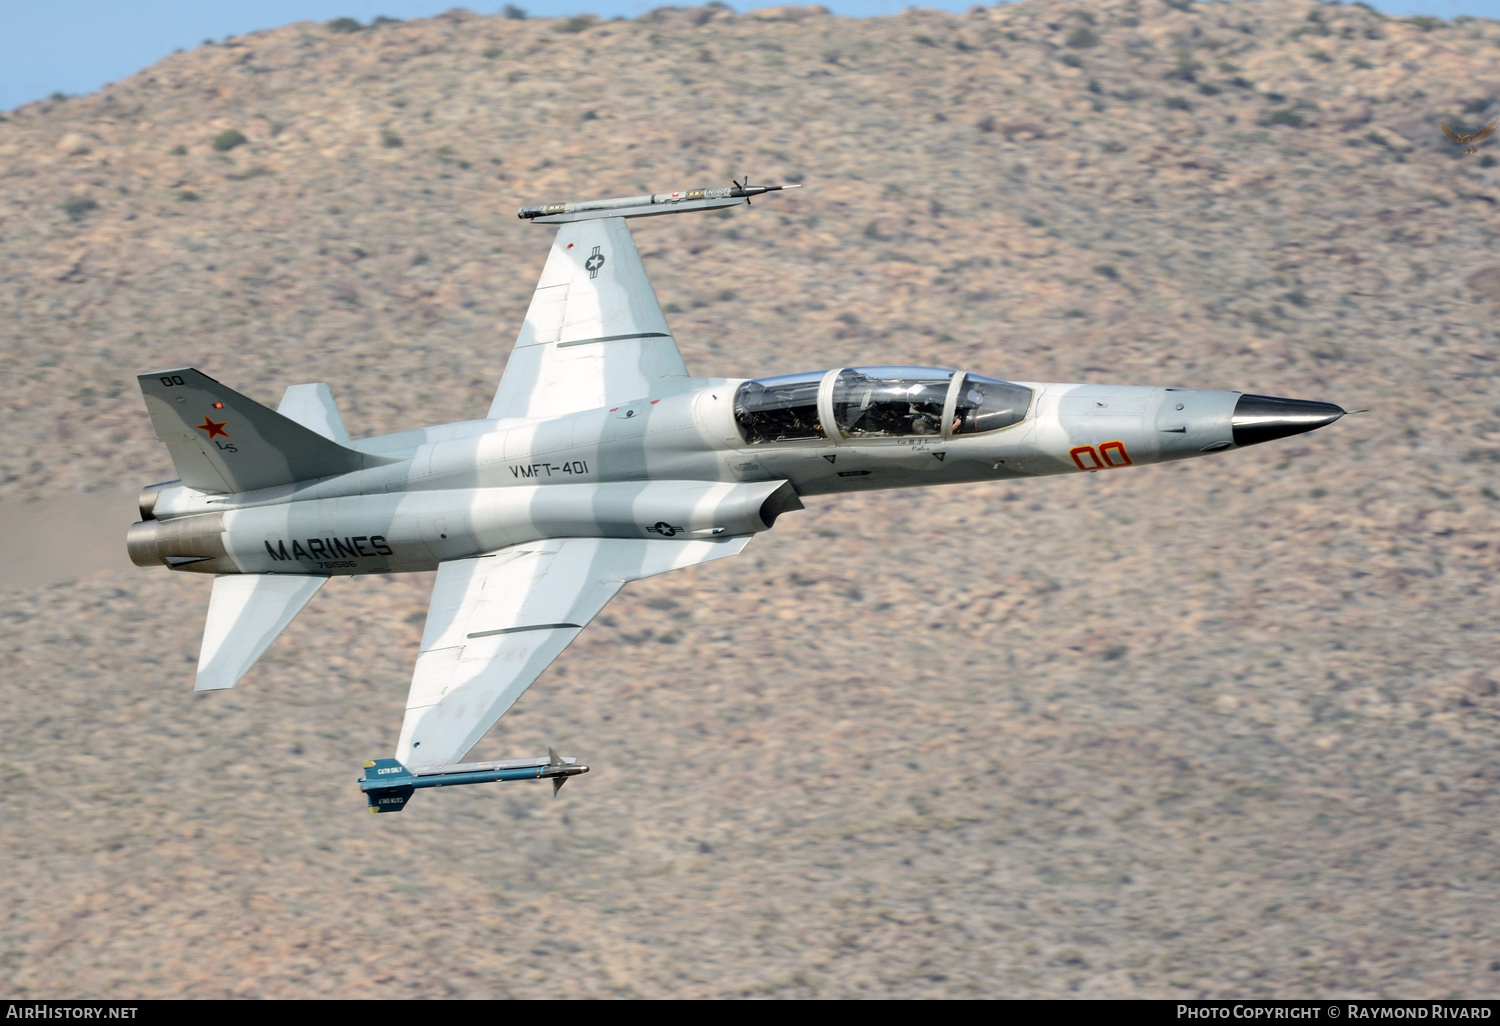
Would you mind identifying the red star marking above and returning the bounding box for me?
[196,416,231,441]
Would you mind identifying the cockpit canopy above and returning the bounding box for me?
[834,366,949,439]
[733,370,825,444]
[733,367,1033,445]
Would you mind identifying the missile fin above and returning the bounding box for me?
[366,785,415,813]
[360,758,416,813]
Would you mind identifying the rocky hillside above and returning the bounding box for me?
[3,0,1500,998]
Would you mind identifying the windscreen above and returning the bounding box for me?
[953,374,1033,434]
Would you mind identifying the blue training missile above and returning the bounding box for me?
[359,748,588,813]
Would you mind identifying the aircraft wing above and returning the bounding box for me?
[396,535,750,769]
[487,216,693,421]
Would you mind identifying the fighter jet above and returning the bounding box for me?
[126,180,1345,812]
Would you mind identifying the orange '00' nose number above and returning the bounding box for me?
[1070,441,1133,471]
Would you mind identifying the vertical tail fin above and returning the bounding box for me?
[277,383,353,446]
[139,368,394,494]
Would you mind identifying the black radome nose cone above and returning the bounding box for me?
[1232,394,1345,447]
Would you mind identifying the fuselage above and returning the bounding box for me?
[127,366,1339,579]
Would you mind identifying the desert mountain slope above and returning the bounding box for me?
[2,0,1500,998]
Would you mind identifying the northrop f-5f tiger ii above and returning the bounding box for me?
[126,181,1345,812]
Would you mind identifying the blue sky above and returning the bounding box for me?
[2,0,1497,112]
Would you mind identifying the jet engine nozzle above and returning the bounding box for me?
[1231,394,1345,447]
[137,479,180,521]
[125,512,228,571]
[126,520,162,568]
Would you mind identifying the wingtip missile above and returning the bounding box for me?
[518,179,802,223]
[358,753,589,813]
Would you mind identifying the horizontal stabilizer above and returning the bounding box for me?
[139,368,396,494]
[196,574,328,691]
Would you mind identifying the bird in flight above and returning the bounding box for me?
[1441,116,1500,154]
